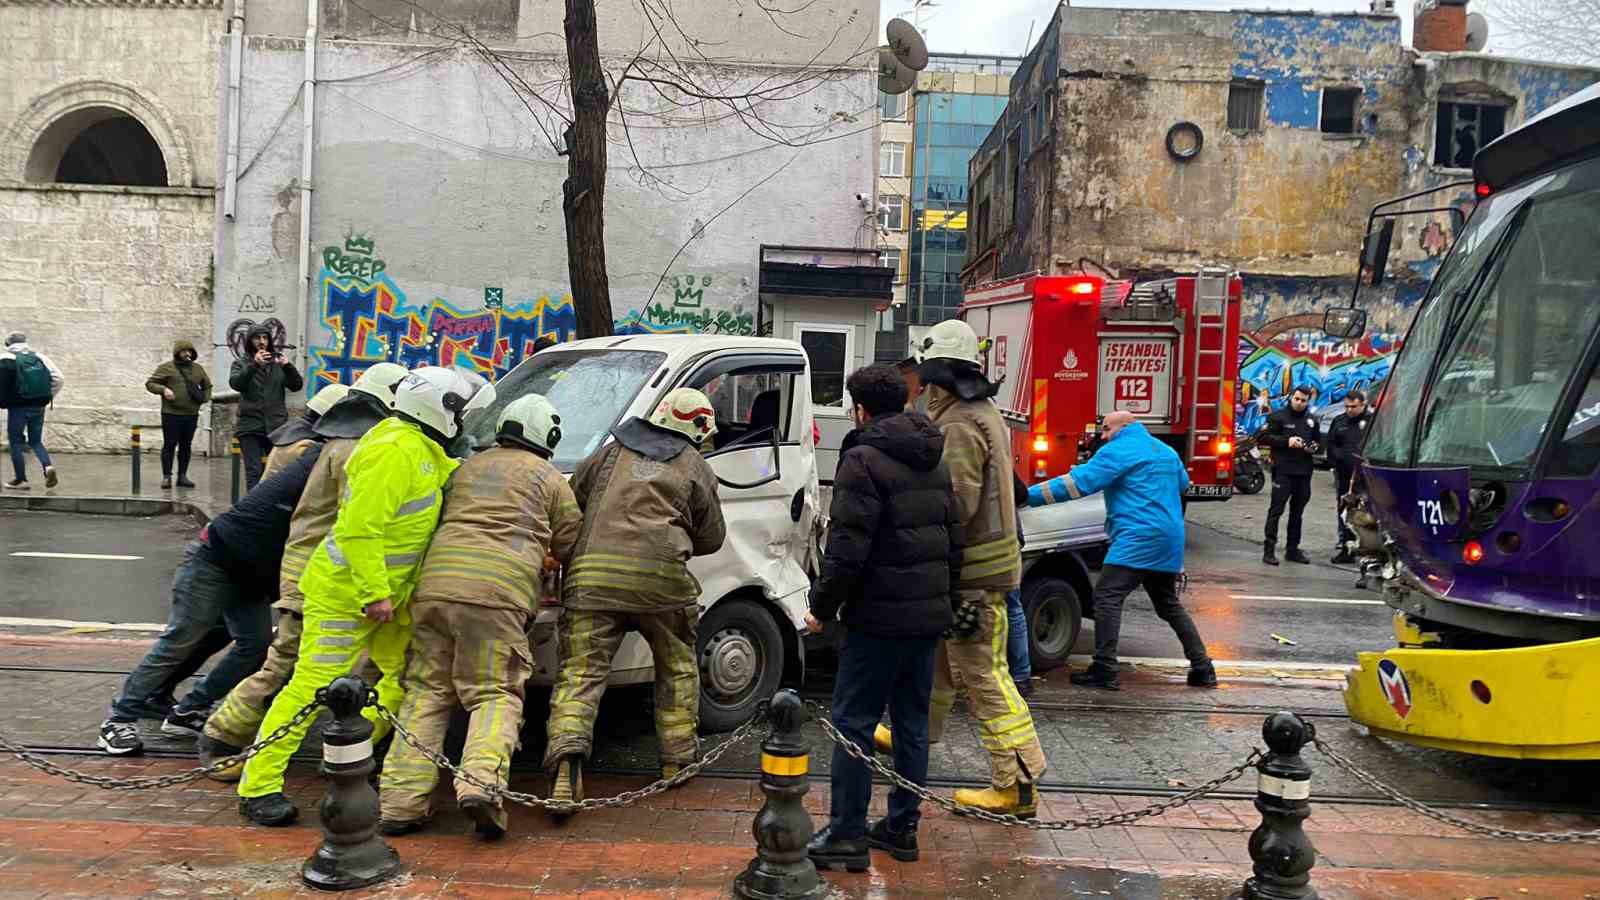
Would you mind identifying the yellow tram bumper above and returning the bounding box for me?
[1344,615,1600,761]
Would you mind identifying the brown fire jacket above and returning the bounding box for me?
[563,419,726,613]
[413,446,582,614]
[927,387,1022,591]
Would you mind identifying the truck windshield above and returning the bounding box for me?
[1363,155,1600,476]
[456,349,666,473]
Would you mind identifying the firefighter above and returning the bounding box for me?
[1327,389,1373,565]
[378,394,582,839]
[238,366,485,827]
[543,387,727,814]
[878,319,1049,817]
[1259,384,1321,566]
[261,382,349,479]
[198,363,405,777]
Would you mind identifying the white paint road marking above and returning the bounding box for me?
[0,616,166,632]
[1230,594,1385,606]
[9,551,145,561]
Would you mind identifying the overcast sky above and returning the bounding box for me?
[878,1,1426,59]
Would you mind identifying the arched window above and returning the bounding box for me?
[25,106,168,187]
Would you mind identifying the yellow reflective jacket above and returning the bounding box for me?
[298,418,458,614]
[413,445,582,613]
[927,386,1021,590]
[276,437,360,613]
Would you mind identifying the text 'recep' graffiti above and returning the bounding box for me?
[1235,326,1402,438]
[308,236,755,392]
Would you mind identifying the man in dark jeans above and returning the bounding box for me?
[1326,389,1372,564]
[804,364,960,872]
[230,324,304,491]
[96,448,325,755]
[1028,411,1214,691]
[1259,385,1321,566]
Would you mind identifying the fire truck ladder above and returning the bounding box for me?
[1186,267,1231,464]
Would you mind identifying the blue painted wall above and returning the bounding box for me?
[1231,14,1404,131]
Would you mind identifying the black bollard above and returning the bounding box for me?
[302,676,401,892]
[230,436,241,503]
[733,690,828,900]
[1243,712,1318,900]
[130,426,141,494]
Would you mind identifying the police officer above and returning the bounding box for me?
[1327,389,1373,564]
[543,388,727,815]
[1259,384,1321,566]
[238,366,485,827]
[378,394,581,839]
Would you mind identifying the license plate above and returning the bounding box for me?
[1186,484,1232,498]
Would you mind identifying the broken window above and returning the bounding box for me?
[1434,101,1507,169]
[1228,80,1263,132]
[1320,87,1361,135]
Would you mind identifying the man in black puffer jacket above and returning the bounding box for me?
[805,364,961,872]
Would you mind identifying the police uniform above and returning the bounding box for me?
[1327,408,1373,551]
[1259,404,1322,559]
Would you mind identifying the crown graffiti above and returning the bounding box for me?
[344,234,376,256]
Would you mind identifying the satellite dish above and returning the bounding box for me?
[878,48,916,95]
[1465,12,1489,52]
[886,17,929,71]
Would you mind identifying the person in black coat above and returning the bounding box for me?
[1258,384,1321,566]
[230,324,304,491]
[1327,389,1374,564]
[804,364,960,872]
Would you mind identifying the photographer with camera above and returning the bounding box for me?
[229,324,303,491]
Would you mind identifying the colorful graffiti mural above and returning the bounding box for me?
[1235,317,1402,438]
[308,237,754,392]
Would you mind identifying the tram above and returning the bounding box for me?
[1333,82,1600,760]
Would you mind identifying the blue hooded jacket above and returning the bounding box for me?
[1027,421,1188,573]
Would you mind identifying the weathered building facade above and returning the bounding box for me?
[1,0,222,453]
[215,0,877,400]
[966,4,1596,437]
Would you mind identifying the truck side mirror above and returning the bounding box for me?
[1323,307,1367,340]
[1361,218,1395,286]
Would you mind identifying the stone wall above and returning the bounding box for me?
[0,184,216,454]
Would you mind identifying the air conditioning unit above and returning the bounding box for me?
[1370,0,1396,13]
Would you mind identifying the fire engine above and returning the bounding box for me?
[959,267,1243,501]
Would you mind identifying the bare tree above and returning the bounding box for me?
[1480,0,1600,66]
[563,0,615,337]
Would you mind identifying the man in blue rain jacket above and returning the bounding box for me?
[1027,411,1215,691]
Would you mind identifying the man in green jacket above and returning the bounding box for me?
[146,339,212,489]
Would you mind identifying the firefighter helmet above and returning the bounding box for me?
[649,387,717,445]
[393,366,485,441]
[305,383,350,418]
[350,362,409,409]
[497,393,562,456]
[916,319,983,366]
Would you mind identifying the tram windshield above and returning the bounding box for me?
[1364,155,1600,476]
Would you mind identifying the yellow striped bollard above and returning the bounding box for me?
[229,436,241,503]
[130,425,142,493]
[733,690,827,899]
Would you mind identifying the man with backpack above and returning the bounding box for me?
[0,331,64,490]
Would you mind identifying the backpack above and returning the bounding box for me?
[13,351,52,403]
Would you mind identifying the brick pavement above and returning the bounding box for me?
[1,753,1599,899]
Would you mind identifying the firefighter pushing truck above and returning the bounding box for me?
[958,267,1243,502]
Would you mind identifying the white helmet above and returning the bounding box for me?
[497,394,562,456]
[306,383,350,417]
[393,366,484,441]
[916,319,983,366]
[351,362,409,410]
[649,387,717,445]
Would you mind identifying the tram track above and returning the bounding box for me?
[9,741,1597,818]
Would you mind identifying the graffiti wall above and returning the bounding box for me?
[1235,315,1402,438]
[304,236,756,392]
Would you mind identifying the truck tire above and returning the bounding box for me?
[1021,577,1083,673]
[697,599,785,733]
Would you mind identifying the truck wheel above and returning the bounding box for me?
[1021,577,1083,673]
[697,599,785,733]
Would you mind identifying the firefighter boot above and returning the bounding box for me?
[460,796,507,841]
[952,781,1037,819]
[197,735,243,783]
[549,755,583,822]
[873,723,893,755]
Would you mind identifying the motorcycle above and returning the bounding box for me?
[1233,435,1266,495]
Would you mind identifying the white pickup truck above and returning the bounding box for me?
[457,334,1107,730]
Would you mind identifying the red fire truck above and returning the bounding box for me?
[959,267,1243,502]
